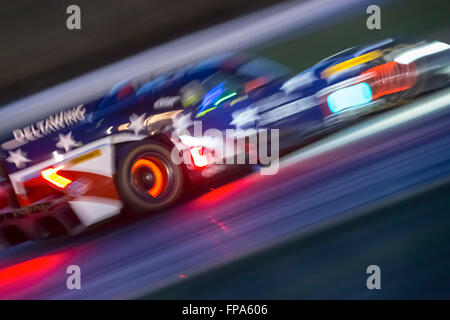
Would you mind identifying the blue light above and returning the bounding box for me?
[327,82,373,114]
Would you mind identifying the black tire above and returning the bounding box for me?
[116,141,184,214]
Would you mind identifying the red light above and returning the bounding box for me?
[190,147,208,168]
[41,166,72,189]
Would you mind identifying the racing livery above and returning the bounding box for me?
[0,38,449,247]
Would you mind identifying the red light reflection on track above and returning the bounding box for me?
[0,253,68,299]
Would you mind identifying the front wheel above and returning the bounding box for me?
[116,141,184,214]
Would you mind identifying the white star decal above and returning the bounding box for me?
[56,132,80,152]
[172,112,193,132]
[6,149,32,169]
[128,113,147,135]
[230,108,258,129]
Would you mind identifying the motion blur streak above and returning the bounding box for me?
[194,180,251,208]
[190,147,209,168]
[284,88,450,166]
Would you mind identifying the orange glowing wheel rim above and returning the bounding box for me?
[131,156,169,198]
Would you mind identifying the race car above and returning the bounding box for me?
[0,38,449,247]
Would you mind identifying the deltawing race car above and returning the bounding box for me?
[0,38,449,247]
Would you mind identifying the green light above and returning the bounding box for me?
[214,92,237,106]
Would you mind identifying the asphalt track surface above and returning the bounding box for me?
[0,88,449,299]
